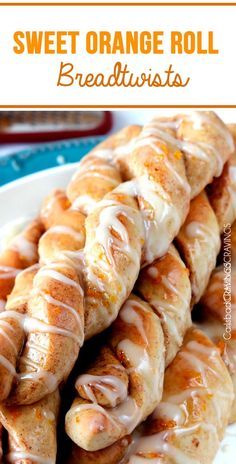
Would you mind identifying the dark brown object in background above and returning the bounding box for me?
[0,111,112,143]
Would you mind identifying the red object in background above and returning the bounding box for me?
[0,111,112,144]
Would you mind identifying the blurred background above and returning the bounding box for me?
[0,109,236,186]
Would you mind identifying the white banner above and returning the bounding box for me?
[0,3,235,107]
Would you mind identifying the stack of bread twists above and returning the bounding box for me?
[0,111,235,464]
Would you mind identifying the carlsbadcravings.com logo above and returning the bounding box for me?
[223,223,232,341]
[12,30,219,90]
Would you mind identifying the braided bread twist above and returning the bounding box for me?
[68,327,234,464]
[0,126,139,406]
[65,190,221,452]
[206,127,236,232]
[124,327,234,464]
[0,113,234,412]
[196,220,236,424]
[39,125,139,262]
[0,218,43,307]
[0,111,235,464]
[83,112,233,340]
[66,140,236,462]
[0,219,44,402]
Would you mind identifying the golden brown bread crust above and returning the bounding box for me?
[9,111,232,407]
[68,327,234,464]
[0,389,60,464]
[175,191,221,305]
[39,190,86,263]
[207,159,236,232]
[76,346,129,408]
[66,295,165,451]
[198,221,236,423]
[68,436,130,464]
[125,327,234,464]
[83,112,233,341]
[66,125,140,212]
[0,219,44,303]
[136,245,191,366]
[9,262,84,405]
[6,127,139,406]
[65,189,225,460]
[84,191,144,339]
[0,265,39,402]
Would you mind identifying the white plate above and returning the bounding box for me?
[0,164,235,462]
[0,163,77,229]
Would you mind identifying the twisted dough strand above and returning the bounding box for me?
[3,127,139,406]
[0,218,43,306]
[0,264,39,402]
[0,218,44,402]
[1,112,234,408]
[83,112,233,340]
[39,125,139,262]
[197,220,236,424]
[207,128,236,232]
[66,295,165,452]
[65,191,221,452]
[125,327,234,464]
[67,143,236,462]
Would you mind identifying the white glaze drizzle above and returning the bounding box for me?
[146,266,191,350]
[9,235,37,262]
[0,265,21,279]
[117,176,181,264]
[185,221,219,247]
[187,112,234,151]
[34,289,84,343]
[72,299,161,438]
[6,451,53,464]
[0,321,17,354]
[147,266,159,279]
[0,354,16,375]
[76,374,127,407]
[41,190,65,219]
[42,225,83,243]
[134,132,190,194]
[72,170,118,186]
[37,267,83,294]
[86,198,142,299]
[0,310,81,344]
[71,195,97,214]
[18,358,58,393]
[127,335,225,463]
[142,112,232,185]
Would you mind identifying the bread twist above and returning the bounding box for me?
[0,218,43,306]
[68,327,234,464]
[65,191,221,452]
[0,112,234,415]
[207,128,236,232]
[124,327,234,464]
[39,123,138,262]
[0,219,44,402]
[83,112,233,340]
[196,220,236,424]
[1,126,138,406]
[0,111,235,464]
[66,142,236,462]
[66,295,166,452]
